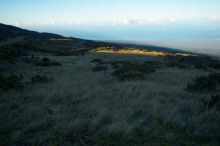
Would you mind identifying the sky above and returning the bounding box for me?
[1,0,220,40]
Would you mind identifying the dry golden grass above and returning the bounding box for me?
[91,47,196,57]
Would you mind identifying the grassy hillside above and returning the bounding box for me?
[0,23,63,41]
[1,44,220,145]
[0,24,220,146]
[0,23,121,55]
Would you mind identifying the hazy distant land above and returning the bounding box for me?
[144,40,220,57]
[113,40,220,57]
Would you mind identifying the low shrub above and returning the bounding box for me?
[114,63,155,74]
[167,58,190,69]
[30,74,54,84]
[22,54,40,64]
[208,62,220,69]
[112,62,157,80]
[111,63,120,69]
[115,71,145,81]
[193,63,207,69]
[108,60,130,65]
[92,65,108,72]
[144,61,162,69]
[0,73,24,91]
[187,76,216,92]
[55,51,72,56]
[35,57,62,66]
[168,61,190,69]
[73,49,88,56]
[167,56,220,70]
[205,95,220,110]
[0,45,21,64]
[91,58,104,64]
[187,73,220,92]
[209,73,220,82]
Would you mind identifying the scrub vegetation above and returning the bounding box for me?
[0,23,220,146]
[1,44,220,146]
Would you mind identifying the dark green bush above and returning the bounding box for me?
[91,58,104,64]
[0,45,21,64]
[22,55,40,64]
[0,74,24,91]
[108,61,130,69]
[206,95,220,110]
[144,61,162,69]
[35,57,62,66]
[187,76,216,92]
[187,73,220,92]
[208,73,220,82]
[72,49,88,56]
[112,62,157,80]
[25,55,87,67]
[111,63,120,69]
[55,51,72,56]
[114,63,155,74]
[208,62,220,69]
[167,61,189,69]
[115,71,145,81]
[92,65,108,72]
[108,60,130,65]
[202,95,220,111]
[166,56,220,70]
[193,63,207,69]
[30,74,54,84]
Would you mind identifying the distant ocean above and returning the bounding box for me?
[134,40,220,57]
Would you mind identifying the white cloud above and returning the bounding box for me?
[169,18,179,22]
[111,17,179,26]
[211,16,220,21]
[14,21,21,27]
[17,20,82,27]
[137,17,166,24]
[111,19,136,26]
[15,17,179,27]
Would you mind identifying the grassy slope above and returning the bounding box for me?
[1,51,220,145]
[0,23,219,145]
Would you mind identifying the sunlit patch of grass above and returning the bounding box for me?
[91,47,195,57]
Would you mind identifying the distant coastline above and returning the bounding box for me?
[112,40,220,58]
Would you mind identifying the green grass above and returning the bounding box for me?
[0,52,220,146]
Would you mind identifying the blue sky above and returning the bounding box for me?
[1,0,220,40]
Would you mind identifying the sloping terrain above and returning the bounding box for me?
[0,23,220,146]
[1,51,220,146]
[0,23,62,41]
[0,23,121,55]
